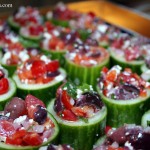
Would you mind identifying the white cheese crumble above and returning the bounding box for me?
[40,55,51,63]
[19,50,29,62]
[124,141,134,150]
[141,70,150,81]
[43,138,48,142]
[46,11,53,19]
[0,136,6,142]
[97,24,108,33]
[2,51,11,64]
[76,89,83,99]
[14,115,27,124]
[5,112,10,117]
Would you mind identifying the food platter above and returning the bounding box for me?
[0,1,150,150]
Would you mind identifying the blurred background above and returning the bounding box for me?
[0,0,150,15]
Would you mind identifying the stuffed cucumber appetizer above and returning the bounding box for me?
[109,36,150,73]
[48,82,107,150]
[97,65,150,127]
[12,54,66,104]
[46,2,80,28]
[19,23,43,48]
[8,6,43,32]
[1,43,29,76]
[39,144,74,150]
[65,42,109,86]
[0,94,59,150]
[93,124,150,150]
[0,66,16,110]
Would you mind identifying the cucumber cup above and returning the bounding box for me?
[65,46,109,87]
[97,65,150,127]
[47,82,107,150]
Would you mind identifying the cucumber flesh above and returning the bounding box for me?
[97,86,150,128]
[47,99,107,150]
[0,113,59,150]
[141,110,150,128]
[0,78,16,110]
[12,68,66,105]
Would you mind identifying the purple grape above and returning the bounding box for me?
[89,50,101,58]
[4,97,27,120]
[34,105,47,125]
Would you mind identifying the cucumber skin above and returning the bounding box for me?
[50,19,69,27]
[0,79,16,111]
[48,100,107,150]
[1,64,17,77]
[7,16,20,32]
[109,49,143,74]
[15,80,62,106]
[41,48,66,66]
[64,57,109,88]
[97,86,150,128]
[0,113,59,150]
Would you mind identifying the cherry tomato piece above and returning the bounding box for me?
[46,60,59,72]
[0,78,9,95]
[61,109,77,121]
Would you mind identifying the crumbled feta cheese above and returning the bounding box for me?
[46,11,53,19]
[90,85,93,91]
[29,119,34,124]
[55,75,64,81]
[63,87,67,90]
[19,50,29,62]
[0,136,6,142]
[26,63,32,70]
[125,141,134,150]
[70,98,75,105]
[43,138,48,142]
[97,24,108,33]
[5,112,10,117]
[2,51,11,64]
[43,32,52,40]
[40,55,50,63]
[14,115,27,124]
[111,65,122,74]
[76,89,83,99]
[53,30,60,37]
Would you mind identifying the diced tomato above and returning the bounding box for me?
[106,70,117,82]
[8,42,24,52]
[71,107,86,117]
[102,67,108,74]
[61,109,77,121]
[6,130,27,145]
[29,25,43,36]
[88,12,95,18]
[124,68,132,74]
[25,94,45,119]
[48,38,58,49]
[0,78,9,95]
[140,90,147,97]
[46,60,59,72]
[105,126,112,134]
[61,90,73,109]
[45,21,54,32]
[111,38,124,49]
[57,40,65,49]
[0,120,15,137]
[36,76,53,84]
[23,132,42,146]
[31,60,46,78]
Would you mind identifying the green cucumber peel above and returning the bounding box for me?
[0,113,59,150]
[47,99,107,150]
[97,85,150,128]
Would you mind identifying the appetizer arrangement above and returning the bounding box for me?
[0,2,150,150]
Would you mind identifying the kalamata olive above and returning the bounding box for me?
[108,126,127,145]
[76,92,103,109]
[47,71,60,77]
[34,105,47,125]
[4,97,27,120]
[47,144,56,150]
[54,96,63,113]
[89,50,101,58]
[0,115,9,120]
[115,84,140,100]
